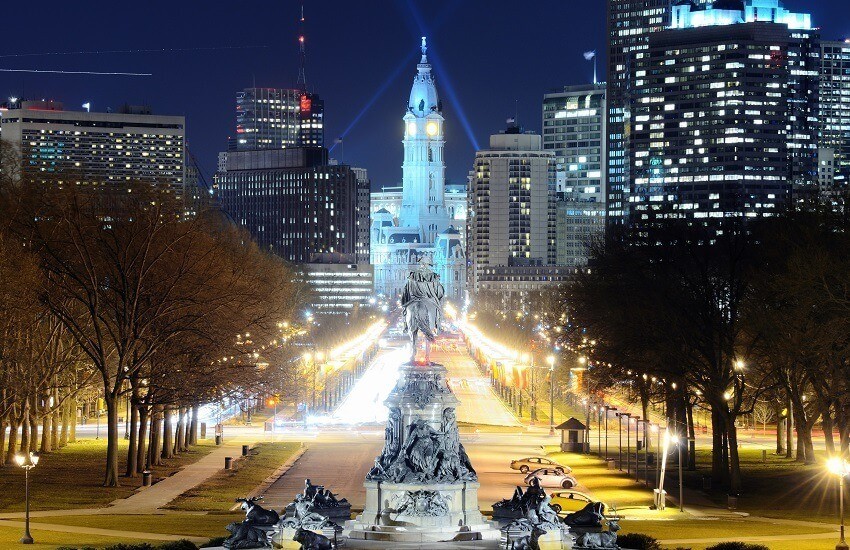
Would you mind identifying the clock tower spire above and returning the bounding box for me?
[401,36,446,243]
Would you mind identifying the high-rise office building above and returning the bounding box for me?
[351,166,372,265]
[630,0,819,228]
[215,147,368,263]
[230,88,324,151]
[819,40,850,195]
[468,122,559,306]
[543,84,607,268]
[606,0,679,227]
[0,100,185,193]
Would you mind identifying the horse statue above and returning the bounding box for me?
[401,255,445,364]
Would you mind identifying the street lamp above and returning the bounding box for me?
[603,406,617,461]
[655,429,673,510]
[828,457,850,550]
[616,412,630,471]
[14,451,39,544]
[546,355,556,435]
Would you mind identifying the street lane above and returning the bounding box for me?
[433,347,521,427]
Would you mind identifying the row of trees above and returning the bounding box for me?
[561,210,850,494]
[0,144,306,486]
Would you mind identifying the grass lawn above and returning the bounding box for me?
[0,439,216,512]
[22,513,242,539]
[0,523,153,549]
[167,441,301,511]
[544,446,654,510]
[624,517,837,549]
[684,447,837,521]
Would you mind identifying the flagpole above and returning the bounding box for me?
[594,56,597,85]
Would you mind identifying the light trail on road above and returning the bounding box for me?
[326,346,408,425]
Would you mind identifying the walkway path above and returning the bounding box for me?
[0,519,208,544]
[106,438,253,513]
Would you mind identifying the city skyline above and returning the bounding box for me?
[0,0,845,189]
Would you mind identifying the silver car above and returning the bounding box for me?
[510,456,571,474]
[524,467,578,489]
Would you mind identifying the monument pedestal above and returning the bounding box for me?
[346,361,499,543]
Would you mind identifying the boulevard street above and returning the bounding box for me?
[263,340,548,511]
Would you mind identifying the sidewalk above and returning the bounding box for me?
[106,438,252,513]
[0,519,208,544]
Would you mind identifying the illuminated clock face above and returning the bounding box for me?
[426,122,438,136]
[407,122,417,136]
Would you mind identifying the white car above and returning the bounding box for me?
[524,468,578,489]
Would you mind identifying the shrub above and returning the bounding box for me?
[200,537,227,549]
[616,533,662,550]
[104,545,154,550]
[157,542,198,550]
[706,544,769,550]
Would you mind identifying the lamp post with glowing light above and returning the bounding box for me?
[14,451,39,544]
[547,354,556,435]
[829,457,850,550]
[571,357,590,452]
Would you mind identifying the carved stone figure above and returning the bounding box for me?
[530,495,562,531]
[492,481,563,532]
[235,497,280,525]
[506,525,547,550]
[564,501,605,528]
[279,480,349,532]
[401,256,445,363]
[292,527,334,550]
[393,490,451,517]
[223,521,272,549]
[222,497,278,548]
[574,531,617,549]
[436,408,476,481]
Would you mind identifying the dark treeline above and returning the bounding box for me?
[561,210,850,494]
[0,142,306,486]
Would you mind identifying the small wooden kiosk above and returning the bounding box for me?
[556,417,588,452]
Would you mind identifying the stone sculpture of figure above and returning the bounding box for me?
[394,490,451,517]
[302,479,320,502]
[401,256,445,364]
[223,521,272,549]
[436,408,477,481]
[564,501,606,528]
[534,495,562,531]
[292,527,334,550]
[402,419,439,477]
[223,497,278,549]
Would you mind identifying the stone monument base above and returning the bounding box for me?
[345,481,498,543]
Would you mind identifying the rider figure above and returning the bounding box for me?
[401,255,445,363]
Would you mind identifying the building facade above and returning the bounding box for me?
[543,84,607,268]
[299,256,374,315]
[230,87,324,151]
[630,1,818,228]
[467,123,556,300]
[370,38,466,303]
[819,40,850,197]
[606,0,680,227]
[0,100,185,193]
[215,147,368,264]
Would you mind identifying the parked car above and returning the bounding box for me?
[524,468,578,489]
[548,490,602,514]
[510,456,571,474]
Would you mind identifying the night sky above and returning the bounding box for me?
[0,0,847,189]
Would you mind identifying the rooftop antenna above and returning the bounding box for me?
[297,3,307,90]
